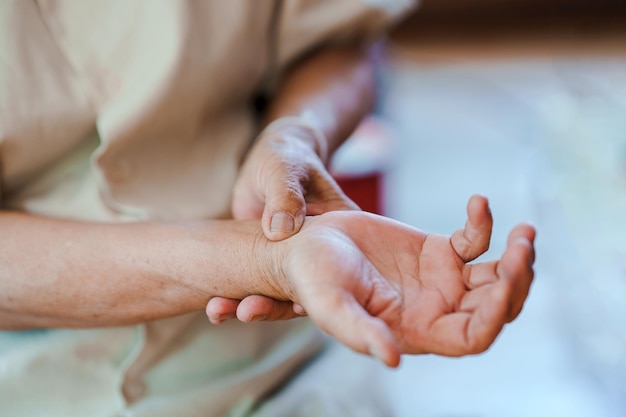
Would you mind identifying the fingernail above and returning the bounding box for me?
[210,313,234,324]
[293,304,307,315]
[249,315,267,322]
[270,212,295,234]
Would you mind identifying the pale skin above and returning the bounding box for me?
[1,46,365,327]
[205,44,536,365]
[0,214,279,328]
[208,44,376,321]
[1,45,536,366]
[0,196,535,367]
[278,197,535,367]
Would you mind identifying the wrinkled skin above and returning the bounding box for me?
[210,195,536,367]
[207,124,357,322]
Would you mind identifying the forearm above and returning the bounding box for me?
[265,44,377,160]
[0,212,284,329]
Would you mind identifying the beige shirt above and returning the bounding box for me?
[0,1,414,416]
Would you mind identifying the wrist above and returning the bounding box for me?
[251,223,297,302]
[180,219,296,302]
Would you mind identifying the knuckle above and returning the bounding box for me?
[277,185,306,210]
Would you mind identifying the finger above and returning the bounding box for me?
[427,282,511,356]
[462,261,498,290]
[463,224,535,318]
[462,222,536,290]
[236,295,301,322]
[457,283,496,312]
[305,290,401,368]
[451,194,493,263]
[293,303,307,316]
[498,224,536,321]
[262,171,307,241]
[206,297,240,324]
[506,222,537,265]
[467,282,512,353]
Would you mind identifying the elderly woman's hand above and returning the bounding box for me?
[269,195,535,366]
[208,195,535,365]
[206,120,359,323]
[207,42,378,324]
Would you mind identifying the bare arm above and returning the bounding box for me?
[222,44,378,321]
[2,46,379,330]
[217,44,380,321]
[0,196,537,366]
[233,43,378,236]
[263,44,377,160]
[0,212,280,330]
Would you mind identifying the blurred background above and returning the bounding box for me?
[335,1,626,416]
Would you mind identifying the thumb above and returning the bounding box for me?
[306,290,401,368]
[262,178,307,241]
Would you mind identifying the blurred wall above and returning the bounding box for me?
[412,0,626,20]
[394,0,626,38]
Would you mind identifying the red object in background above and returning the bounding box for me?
[330,116,394,216]
[335,173,384,215]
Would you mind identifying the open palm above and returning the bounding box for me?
[282,195,535,367]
